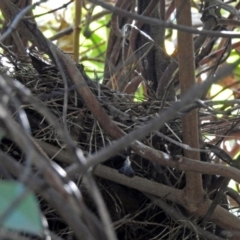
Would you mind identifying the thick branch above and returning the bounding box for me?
[176,0,203,206]
[37,140,240,232]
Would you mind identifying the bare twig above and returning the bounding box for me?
[88,0,240,38]
[146,194,226,240]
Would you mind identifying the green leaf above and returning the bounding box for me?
[0,181,44,236]
[134,83,145,102]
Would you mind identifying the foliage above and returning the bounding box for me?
[0,181,43,236]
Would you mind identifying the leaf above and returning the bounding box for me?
[0,181,44,236]
[134,83,145,102]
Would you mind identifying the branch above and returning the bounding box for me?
[176,0,203,206]
[88,0,240,38]
[146,194,225,240]
[67,57,240,177]
[0,151,97,240]
[37,140,240,231]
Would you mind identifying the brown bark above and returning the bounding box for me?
[176,0,203,210]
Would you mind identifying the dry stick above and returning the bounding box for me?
[84,158,240,231]
[35,140,240,190]
[94,166,237,235]
[66,59,240,176]
[4,1,240,232]
[51,47,119,240]
[88,0,240,38]
[27,0,73,19]
[94,164,184,204]
[0,0,106,229]
[202,178,230,228]
[166,0,175,20]
[37,140,240,231]
[36,142,183,202]
[111,0,129,37]
[6,76,110,240]
[0,0,156,239]
[0,110,101,239]
[73,0,81,62]
[53,34,240,234]
[45,46,118,240]
[0,0,33,57]
[104,0,133,87]
[52,46,124,139]
[0,152,96,240]
[0,107,72,204]
[214,0,240,19]
[21,19,118,240]
[156,16,216,99]
[200,41,240,65]
[128,0,156,53]
[0,71,106,240]
[218,18,240,27]
[49,10,110,41]
[146,194,225,240]
[176,0,203,207]
[0,0,45,42]
[201,145,239,228]
[227,187,240,206]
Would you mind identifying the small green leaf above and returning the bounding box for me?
[0,181,44,236]
[134,83,145,102]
